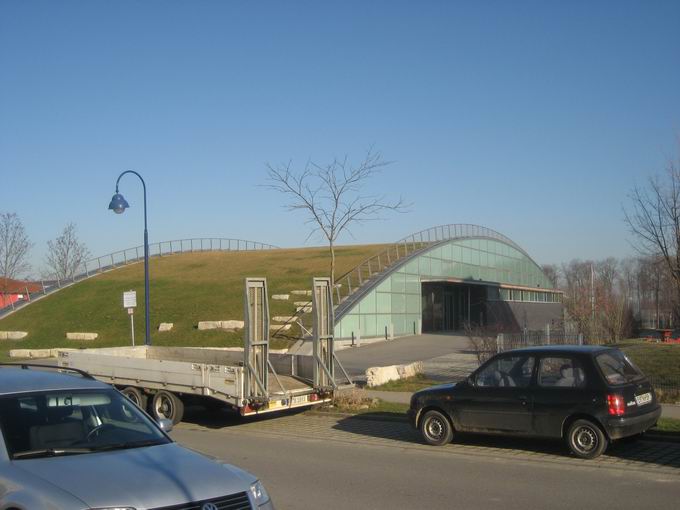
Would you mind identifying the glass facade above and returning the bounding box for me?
[335,237,558,339]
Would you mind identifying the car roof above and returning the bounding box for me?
[506,345,613,355]
[0,366,108,396]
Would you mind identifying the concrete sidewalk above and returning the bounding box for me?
[364,389,680,419]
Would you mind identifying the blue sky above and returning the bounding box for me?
[1,0,679,275]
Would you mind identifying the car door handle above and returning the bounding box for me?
[518,396,529,405]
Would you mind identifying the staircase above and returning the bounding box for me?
[273,224,530,341]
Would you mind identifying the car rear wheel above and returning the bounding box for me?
[567,419,607,459]
[120,386,148,410]
[420,410,454,446]
[150,390,185,425]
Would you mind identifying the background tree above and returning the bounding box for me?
[541,263,560,288]
[266,150,408,285]
[0,212,32,295]
[45,222,91,281]
[624,152,680,322]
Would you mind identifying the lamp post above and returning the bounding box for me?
[108,171,151,346]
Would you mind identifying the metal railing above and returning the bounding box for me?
[0,237,278,319]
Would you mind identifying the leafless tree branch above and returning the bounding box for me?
[264,149,409,284]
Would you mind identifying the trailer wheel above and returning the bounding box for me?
[150,391,185,425]
[120,387,148,410]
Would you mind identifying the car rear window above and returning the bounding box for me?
[595,350,644,385]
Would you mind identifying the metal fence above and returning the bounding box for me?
[467,329,680,392]
[496,330,586,353]
[0,237,278,319]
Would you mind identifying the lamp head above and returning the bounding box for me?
[108,193,129,214]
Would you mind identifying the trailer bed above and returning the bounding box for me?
[58,346,328,416]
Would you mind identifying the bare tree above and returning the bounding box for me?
[624,153,680,321]
[0,212,32,294]
[45,222,91,281]
[265,150,408,284]
[541,263,560,288]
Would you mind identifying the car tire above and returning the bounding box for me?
[150,390,185,425]
[567,419,607,459]
[420,410,454,446]
[120,386,148,410]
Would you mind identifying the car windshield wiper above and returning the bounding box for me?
[89,439,167,452]
[13,447,92,459]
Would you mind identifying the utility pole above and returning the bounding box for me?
[590,263,595,332]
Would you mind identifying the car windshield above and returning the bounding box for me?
[595,350,644,385]
[0,389,170,459]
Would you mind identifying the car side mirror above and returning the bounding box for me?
[158,418,173,433]
[466,376,475,387]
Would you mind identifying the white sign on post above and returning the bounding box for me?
[123,291,137,309]
[123,291,137,346]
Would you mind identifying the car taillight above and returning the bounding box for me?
[607,394,625,416]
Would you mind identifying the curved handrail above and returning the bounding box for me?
[0,237,278,319]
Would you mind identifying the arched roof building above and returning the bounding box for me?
[333,224,562,340]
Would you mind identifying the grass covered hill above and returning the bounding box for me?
[0,244,385,358]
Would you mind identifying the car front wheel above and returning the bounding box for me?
[420,410,454,446]
[567,419,607,459]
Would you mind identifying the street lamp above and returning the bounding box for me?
[108,170,151,346]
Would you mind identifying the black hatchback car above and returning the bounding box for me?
[408,346,661,459]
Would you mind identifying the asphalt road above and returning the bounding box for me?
[336,333,470,376]
[171,410,680,510]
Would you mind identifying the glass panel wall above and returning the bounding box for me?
[335,237,559,339]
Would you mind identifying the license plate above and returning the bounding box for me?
[291,395,309,405]
[635,392,652,406]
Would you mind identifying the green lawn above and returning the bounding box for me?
[317,398,409,418]
[618,342,680,403]
[654,417,680,433]
[0,245,385,359]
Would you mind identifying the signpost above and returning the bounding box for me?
[123,290,137,346]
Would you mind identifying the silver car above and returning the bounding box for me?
[0,364,274,509]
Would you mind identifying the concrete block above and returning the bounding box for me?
[272,316,297,323]
[158,323,174,332]
[66,332,98,341]
[296,306,312,313]
[198,320,244,331]
[0,331,28,340]
[10,349,50,358]
[219,320,244,330]
[294,301,311,306]
[270,324,292,331]
[291,290,312,296]
[272,294,290,300]
[365,361,423,387]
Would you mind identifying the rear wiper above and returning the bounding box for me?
[13,447,92,459]
[90,439,166,452]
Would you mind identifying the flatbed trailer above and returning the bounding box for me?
[57,277,352,423]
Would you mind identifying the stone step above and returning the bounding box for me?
[197,320,244,331]
[66,332,98,341]
[272,316,298,323]
[0,331,28,340]
[291,290,312,296]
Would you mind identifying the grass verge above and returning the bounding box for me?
[369,374,442,392]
